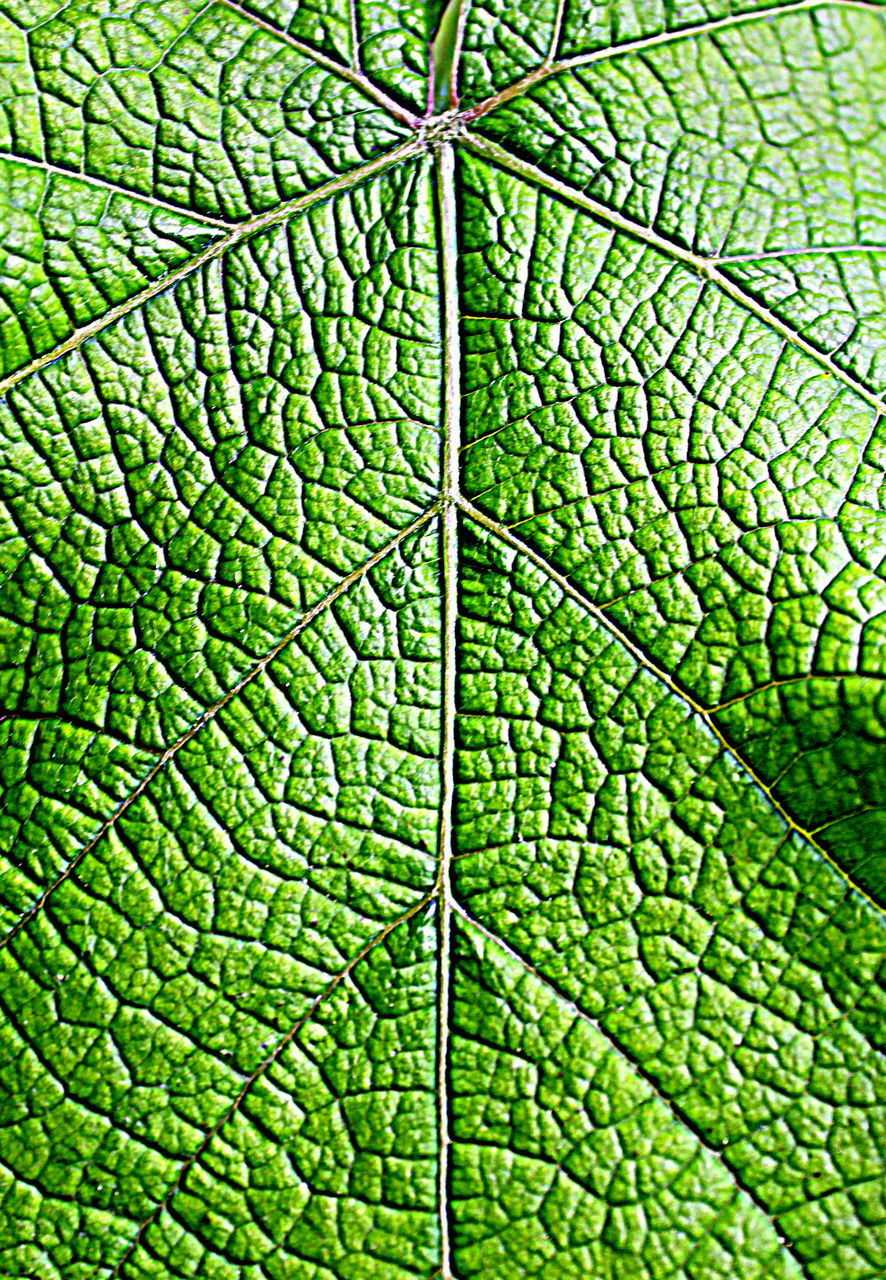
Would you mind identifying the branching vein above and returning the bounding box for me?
[0,506,438,954]
[214,0,421,125]
[0,138,423,399]
[464,133,886,418]
[457,495,881,907]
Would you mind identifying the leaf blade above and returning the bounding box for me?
[0,2,884,1276]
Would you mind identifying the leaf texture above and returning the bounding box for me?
[0,1,884,1278]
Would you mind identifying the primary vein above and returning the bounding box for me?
[434,139,461,1280]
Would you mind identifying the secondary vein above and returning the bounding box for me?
[0,138,423,400]
[106,888,438,1279]
[463,133,886,418]
[0,506,439,955]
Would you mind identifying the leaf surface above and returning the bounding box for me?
[0,2,884,1277]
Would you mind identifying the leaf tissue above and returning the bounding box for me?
[0,0,884,1276]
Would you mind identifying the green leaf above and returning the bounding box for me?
[0,3,884,1278]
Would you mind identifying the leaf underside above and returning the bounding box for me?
[0,0,884,1277]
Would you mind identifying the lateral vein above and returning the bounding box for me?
[0,506,439,954]
[463,134,886,418]
[717,242,886,262]
[707,671,886,713]
[457,496,882,908]
[107,888,438,1278]
[450,899,817,1280]
[462,0,885,120]
[0,138,423,399]
[214,0,421,125]
[0,151,232,227]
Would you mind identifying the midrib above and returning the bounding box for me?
[433,137,461,1280]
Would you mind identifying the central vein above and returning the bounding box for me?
[435,138,461,1280]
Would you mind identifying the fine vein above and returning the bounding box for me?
[348,0,362,72]
[435,139,461,1280]
[717,242,886,262]
[707,671,886,713]
[464,134,886,418]
[546,0,568,63]
[0,138,423,399]
[0,507,438,954]
[458,496,882,908]
[0,151,232,228]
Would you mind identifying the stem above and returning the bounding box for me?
[430,0,465,113]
